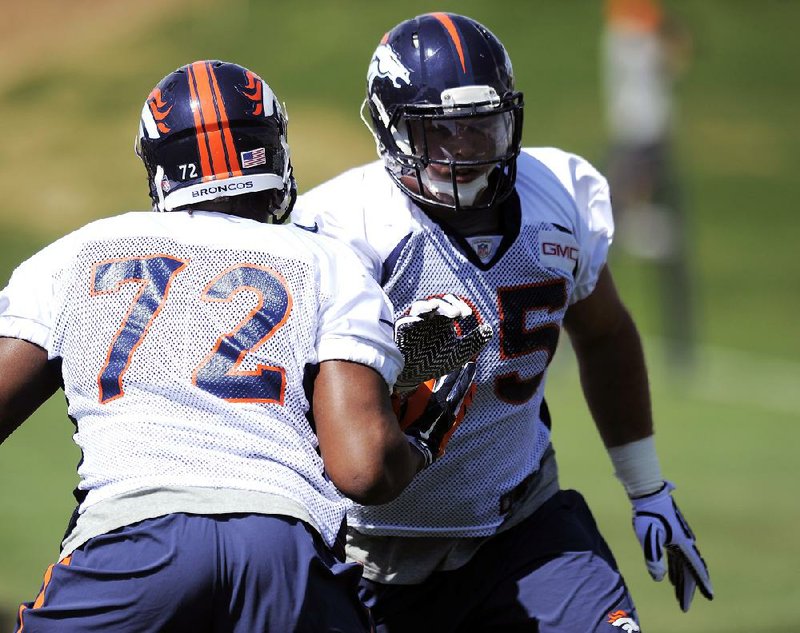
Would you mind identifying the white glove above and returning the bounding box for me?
[394,294,492,393]
[631,481,714,612]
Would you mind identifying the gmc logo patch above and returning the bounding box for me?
[539,229,580,272]
[541,242,578,261]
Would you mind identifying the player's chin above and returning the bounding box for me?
[455,169,487,183]
[427,189,457,205]
[399,176,451,204]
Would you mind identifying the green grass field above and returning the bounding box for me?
[1,1,798,631]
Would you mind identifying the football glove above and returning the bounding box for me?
[393,360,477,468]
[631,481,714,612]
[394,294,493,393]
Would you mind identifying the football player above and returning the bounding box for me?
[292,13,713,632]
[0,60,472,632]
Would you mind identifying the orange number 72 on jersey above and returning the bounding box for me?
[91,255,292,405]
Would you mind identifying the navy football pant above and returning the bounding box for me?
[16,513,372,632]
[360,489,640,632]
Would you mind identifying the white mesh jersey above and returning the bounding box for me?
[293,147,613,537]
[0,210,402,547]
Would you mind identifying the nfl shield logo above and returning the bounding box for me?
[476,241,491,260]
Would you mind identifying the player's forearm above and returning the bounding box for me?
[570,310,654,448]
[328,429,425,505]
[0,337,60,444]
[362,437,427,505]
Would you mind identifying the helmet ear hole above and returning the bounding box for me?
[135,60,296,222]
[365,13,523,212]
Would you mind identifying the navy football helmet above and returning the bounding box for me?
[135,60,295,222]
[364,13,524,212]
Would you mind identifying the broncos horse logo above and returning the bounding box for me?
[367,43,411,90]
[607,610,640,632]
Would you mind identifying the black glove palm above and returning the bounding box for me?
[394,361,477,467]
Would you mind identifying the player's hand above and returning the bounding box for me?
[394,294,492,393]
[393,361,477,468]
[631,481,714,612]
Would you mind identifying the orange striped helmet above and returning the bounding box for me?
[135,60,295,222]
[364,14,523,213]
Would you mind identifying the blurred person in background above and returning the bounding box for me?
[293,12,712,632]
[602,0,696,366]
[0,59,473,632]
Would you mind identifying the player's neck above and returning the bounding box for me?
[422,204,503,237]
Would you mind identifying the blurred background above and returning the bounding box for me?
[0,1,797,631]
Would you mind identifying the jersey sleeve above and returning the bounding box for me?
[0,234,76,352]
[550,150,614,303]
[573,166,613,303]
[304,231,403,389]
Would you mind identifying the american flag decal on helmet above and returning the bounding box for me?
[241,147,266,169]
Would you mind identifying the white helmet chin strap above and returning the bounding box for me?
[421,169,490,207]
[154,165,167,212]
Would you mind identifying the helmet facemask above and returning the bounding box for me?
[364,13,524,213]
[367,87,522,213]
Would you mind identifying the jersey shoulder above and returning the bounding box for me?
[284,223,364,268]
[295,161,416,227]
[8,212,146,279]
[292,162,422,278]
[516,147,612,228]
[517,148,613,302]
[518,147,609,203]
[295,161,388,218]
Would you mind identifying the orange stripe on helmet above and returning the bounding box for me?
[192,61,234,180]
[207,62,242,176]
[187,61,241,181]
[187,63,214,180]
[430,13,466,73]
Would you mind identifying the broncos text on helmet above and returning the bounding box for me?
[364,13,524,213]
[135,60,296,222]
